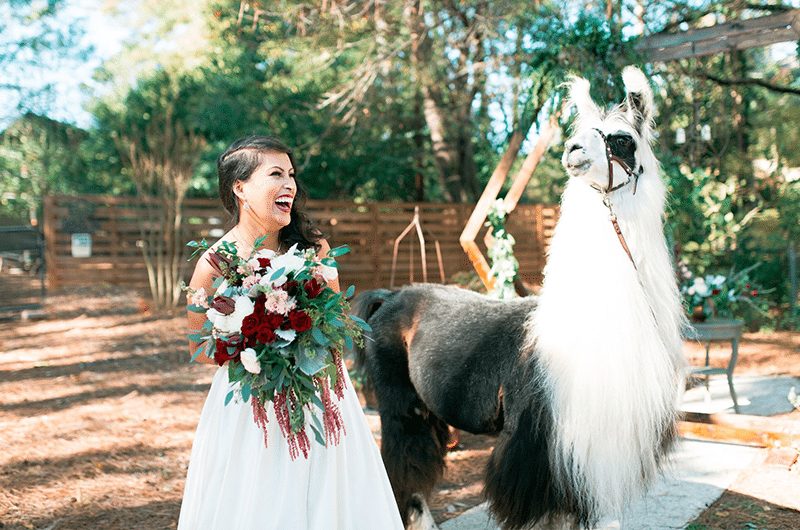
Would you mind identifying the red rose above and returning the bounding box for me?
[214,338,240,366]
[712,288,721,295]
[211,295,236,315]
[254,293,266,312]
[264,313,284,330]
[288,310,312,332]
[751,289,758,297]
[282,280,299,296]
[256,328,276,344]
[304,278,324,299]
[241,314,259,337]
[257,257,271,269]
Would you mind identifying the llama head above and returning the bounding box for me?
[562,66,656,191]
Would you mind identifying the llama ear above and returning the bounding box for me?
[621,66,654,135]
[566,75,602,122]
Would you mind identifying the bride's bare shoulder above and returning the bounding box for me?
[189,231,237,290]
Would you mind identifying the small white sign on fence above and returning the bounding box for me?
[71,233,92,258]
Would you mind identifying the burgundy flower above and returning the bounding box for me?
[288,310,312,332]
[206,251,232,277]
[211,295,236,315]
[304,278,324,299]
[263,313,284,330]
[214,338,241,366]
[257,257,271,269]
[241,314,260,337]
[712,288,721,295]
[282,280,299,296]
[253,293,266,313]
[751,289,758,297]
[257,328,277,344]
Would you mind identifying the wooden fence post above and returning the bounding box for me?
[42,195,58,290]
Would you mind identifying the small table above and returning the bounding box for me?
[689,319,744,413]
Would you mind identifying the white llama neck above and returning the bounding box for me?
[528,171,685,518]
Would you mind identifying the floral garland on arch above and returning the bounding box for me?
[486,199,519,300]
[182,238,370,460]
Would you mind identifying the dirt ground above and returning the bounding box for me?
[1,286,798,529]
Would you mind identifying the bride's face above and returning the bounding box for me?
[234,151,297,229]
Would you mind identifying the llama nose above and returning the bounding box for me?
[567,142,582,154]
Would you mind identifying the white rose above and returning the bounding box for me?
[206,295,255,334]
[268,244,306,275]
[262,244,307,287]
[693,278,709,297]
[255,248,277,259]
[319,263,338,282]
[240,347,261,374]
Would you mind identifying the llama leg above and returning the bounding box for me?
[368,345,450,526]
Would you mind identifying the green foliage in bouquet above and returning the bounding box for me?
[182,237,370,459]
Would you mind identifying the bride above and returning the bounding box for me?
[178,135,404,529]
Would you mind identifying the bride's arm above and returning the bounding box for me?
[186,252,219,366]
[318,239,340,294]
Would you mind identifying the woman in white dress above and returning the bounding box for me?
[178,136,404,529]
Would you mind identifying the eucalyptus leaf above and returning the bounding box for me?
[326,245,350,257]
[191,343,205,362]
[311,327,330,346]
[241,382,251,402]
[320,257,337,268]
[296,347,327,376]
[224,390,234,406]
[212,276,224,289]
[309,422,326,446]
[349,314,373,332]
[330,318,344,328]
[325,294,341,309]
[345,285,355,299]
[270,267,286,281]
[187,304,207,313]
[344,335,354,351]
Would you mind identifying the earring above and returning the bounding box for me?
[243,201,250,210]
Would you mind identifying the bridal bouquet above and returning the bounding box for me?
[182,237,370,460]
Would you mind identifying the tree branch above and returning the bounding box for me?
[690,70,800,96]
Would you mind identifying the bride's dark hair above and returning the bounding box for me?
[217,135,322,252]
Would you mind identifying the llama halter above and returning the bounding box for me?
[591,128,643,194]
[589,128,643,270]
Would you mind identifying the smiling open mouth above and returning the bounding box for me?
[275,197,293,213]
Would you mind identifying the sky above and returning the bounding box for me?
[0,0,130,129]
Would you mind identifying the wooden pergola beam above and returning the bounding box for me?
[461,112,560,291]
[638,9,800,62]
[679,411,800,448]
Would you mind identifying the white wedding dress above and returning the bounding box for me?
[178,363,404,529]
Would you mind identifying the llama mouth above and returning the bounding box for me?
[567,160,592,173]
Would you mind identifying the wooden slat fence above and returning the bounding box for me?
[43,195,558,293]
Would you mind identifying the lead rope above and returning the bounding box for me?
[600,192,637,271]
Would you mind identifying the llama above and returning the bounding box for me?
[353,66,687,529]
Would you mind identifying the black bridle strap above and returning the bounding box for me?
[591,128,640,270]
[592,128,642,194]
